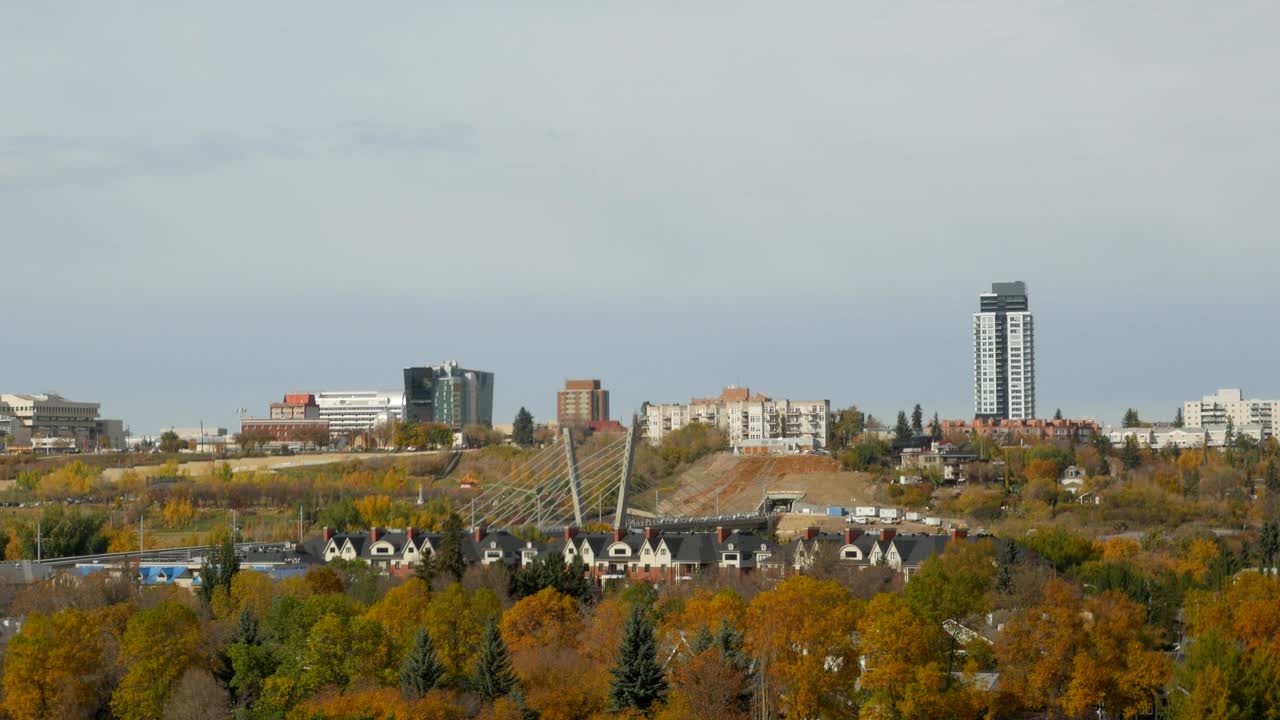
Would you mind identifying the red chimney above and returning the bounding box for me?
[644,527,659,542]
[474,526,486,543]
[844,528,862,545]
[802,527,819,542]
[370,527,381,543]
[951,528,968,542]
[879,528,896,542]
[613,527,625,543]
[407,527,415,544]
[322,526,333,543]
[716,526,731,544]
[564,526,578,543]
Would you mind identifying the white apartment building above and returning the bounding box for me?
[1184,389,1278,439]
[973,282,1035,421]
[643,387,829,452]
[315,391,404,435]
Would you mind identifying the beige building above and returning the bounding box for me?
[1184,389,1279,440]
[643,386,829,452]
[0,393,121,450]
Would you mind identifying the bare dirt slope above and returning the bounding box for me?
[656,453,877,516]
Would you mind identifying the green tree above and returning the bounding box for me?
[414,551,437,585]
[512,407,535,447]
[1174,407,1185,428]
[1053,408,1064,420]
[828,407,866,452]
[910,404,924,433]
[609,604,668,712]
[930,412,943,441]
[436,513,467,583]
[472,620,518,701]
[894,411,912,443]
[401,628,445,698]
[111,601,202,720]
[1122,408,1142,427]
[1120,436,1143,470]
[199,535,240,606]
[158,430,185,453]
[1265,460,1280,493]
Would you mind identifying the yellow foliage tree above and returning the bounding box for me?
[744,575,862,718]
[163,497,196,528]
[2,609,105,720]
[423,583,500,682]
[500,586,583,654]
[110,601,203,720]
[365,578,432,654]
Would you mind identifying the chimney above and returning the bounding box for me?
[716,526,731,544]
[880,528,896,542]
[802,526,819,542]
[564,526,578,543]
[322,526,333,543]
[644,527,659,542]
[370,527,381,543]
[474,526,486,543]
[844,528,862,545]
[613,527,625,543]
[951,528,968,542]
[407,527,415,544]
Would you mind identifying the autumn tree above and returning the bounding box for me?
[500,586,583,653]
[424,583,501,683]
[161,668,229,720]
[199,535,240,606]
[2,609,108,720]
[609,604,668,712]
[858,593,974,720]
[744,576,862,718]
[111,601,203,720]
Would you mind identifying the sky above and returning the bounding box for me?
[3,2,1278,433]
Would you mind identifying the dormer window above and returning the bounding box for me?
[489,541,497,549]
[727,543,735,551]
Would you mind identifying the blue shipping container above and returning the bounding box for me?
[825,507,845,517]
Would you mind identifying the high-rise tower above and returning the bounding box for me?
[973,281,1035,420]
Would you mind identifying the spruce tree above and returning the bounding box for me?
[401,628,445,698]
[436,513,467,583]
[472,620,518,701]
[609,604,668,712]
[689,625,713,655]
[414,551,436,586]
[1121,436,1142,470]
[930,412,943,441]
[1265,460,1280,493]
[1122,408,1142,428]
[199,535,240,606]
[1053,408,1063,421]
[894,411,912,443]
[1173,407,1184,428]
[512,407,535,447]
[714,620,752,713]
[910,404,924,433]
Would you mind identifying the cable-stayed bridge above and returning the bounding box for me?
[461,425,770,533]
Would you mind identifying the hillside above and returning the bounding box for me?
[655,453,878,516]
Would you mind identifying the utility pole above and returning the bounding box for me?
[36,520,41,562]
[298,505,304,545]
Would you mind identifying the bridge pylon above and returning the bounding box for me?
[613,419,640,529]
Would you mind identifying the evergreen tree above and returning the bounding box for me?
[512,407,535,447]
[894,411,912,443]
[1265,460,1280,493]
[910,404,923,433]
[1122,408,1142,428]
[714,619,753,714]
[231,609,260,646]
[609,604,668,712]
[1260,521,1280,573]
[1225,417,1235,447]
[472,620,518,701]
[1053,408,1063,421]
[198,535,240,606]
[414,550,437,586]
[1120,436,1143,470]
[1173,407,1184,428]
[689,625,713,656]
[436,513,467,583]
[401,628,445,698]
[995,539,1018,594]
[930,412,943,441]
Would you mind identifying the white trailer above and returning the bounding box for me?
[855,506,878,518]
[923,516,943,527]
[905,511,923,522]
[879,508,900,520]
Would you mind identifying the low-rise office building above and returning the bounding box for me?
[315,391,404,435]
[1184,389,1278,440]
[0,393,123,452]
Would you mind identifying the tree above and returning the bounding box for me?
[895,411,912,443]
[930,412,943,441]
[424,584,501,682]
[501,586,583,653]
[401,628,445,698]
[111,602,203,720]
[911,404,924,433]
[436,513,467,583]
[512,407,535,447]
[1053,408,1064,420]
[1225,416,1235,447]
[159,430,185,453]
[609,604,668,712]
[199,535,240,606]
[1120,435,1143,470]
[828,407,865,452]
[857,594,956,720]
[472,620,518,701]
[1267,460,1280,494]
[1174,407,1185,428]
[1122,408,1142,428]
[161,668,229,720]
[2,609,107,720]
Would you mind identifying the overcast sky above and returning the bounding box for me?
[4,2,1278,433]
